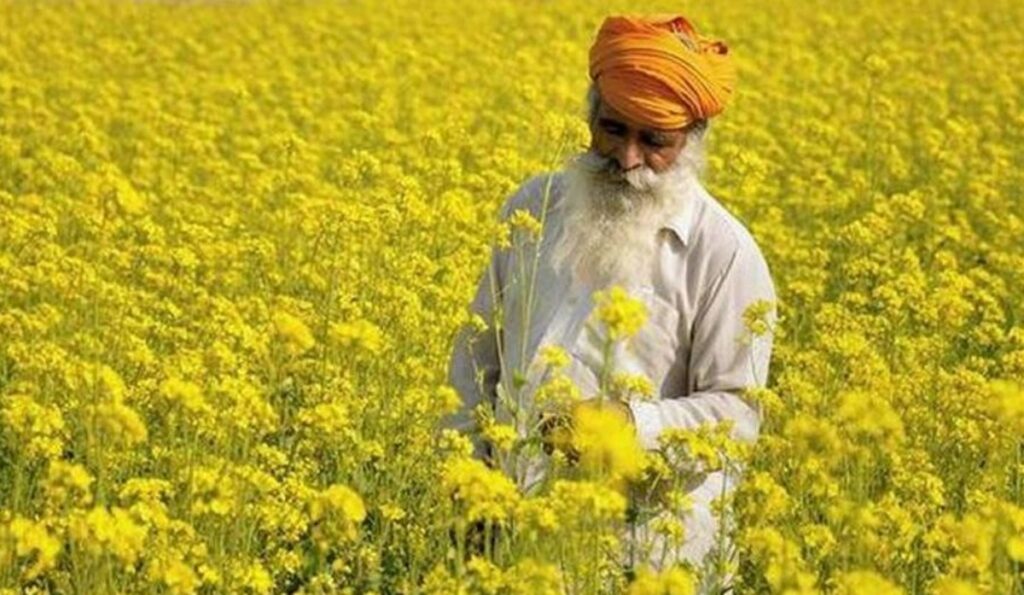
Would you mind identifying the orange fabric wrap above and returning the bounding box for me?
[589,15,736,129]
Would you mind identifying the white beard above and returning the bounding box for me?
[550,150,699,290]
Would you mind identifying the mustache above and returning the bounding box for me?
[572,150,660,191]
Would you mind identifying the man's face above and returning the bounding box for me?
[589,99,688,175]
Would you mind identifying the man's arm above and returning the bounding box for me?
[445,248,503,461]
[444,173,561,460]
[627,240,777,451]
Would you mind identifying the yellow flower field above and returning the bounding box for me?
[1,0,1022,593]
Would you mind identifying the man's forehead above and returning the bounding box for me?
[596,100,686,135]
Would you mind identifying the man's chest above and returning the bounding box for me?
[499,239,695,400]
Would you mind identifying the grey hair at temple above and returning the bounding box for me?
[585,83,710,177]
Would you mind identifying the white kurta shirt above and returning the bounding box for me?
[446,170,777,574]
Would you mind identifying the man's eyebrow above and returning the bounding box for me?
[643,129,684,145]
[643,129,676,140]
[597,117,627,129]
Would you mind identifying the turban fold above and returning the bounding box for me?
[589,15,736,129]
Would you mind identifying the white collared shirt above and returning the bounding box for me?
[447,170,777,455]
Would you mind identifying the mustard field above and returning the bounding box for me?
[1,0,1022,593]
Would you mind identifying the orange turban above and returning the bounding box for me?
[589,15,737,129]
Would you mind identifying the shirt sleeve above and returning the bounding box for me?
[443,175,546,461]
[627,239,777,451]
[444,246,504,461]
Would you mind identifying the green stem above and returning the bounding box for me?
[598,334,614,404]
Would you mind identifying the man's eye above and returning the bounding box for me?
[641,134,667,147]
[602,124,625,136]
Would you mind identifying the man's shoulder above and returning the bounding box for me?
[690,184,770,274]
[499,171,567,220]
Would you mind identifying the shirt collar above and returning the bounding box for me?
[658,179,700,246]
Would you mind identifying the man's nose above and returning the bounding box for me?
[615,140,643,171]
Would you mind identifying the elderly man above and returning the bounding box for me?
[446,13,776,589]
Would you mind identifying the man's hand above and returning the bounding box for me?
[539,398,635,464]
[538,409,575,461]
